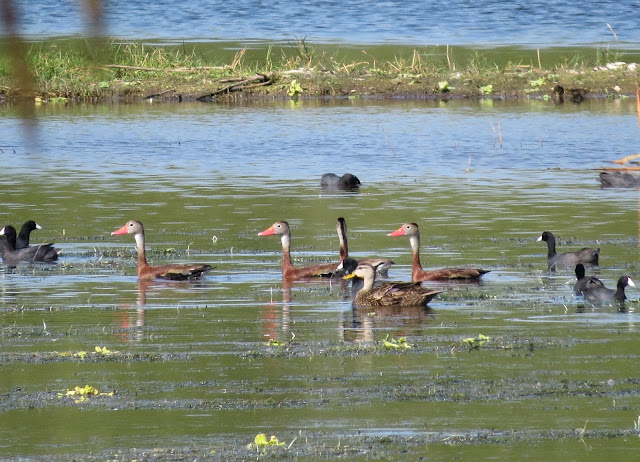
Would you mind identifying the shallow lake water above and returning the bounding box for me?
[1,98,639,460]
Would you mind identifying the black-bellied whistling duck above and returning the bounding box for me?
[337,217,394,275]
[343,263,443,306]
[580,275,635,304]
[111,220,212,281]
[258,221,338,280]
[0,225,59,266]
[537,231,599,271]
[388,223,488,282]
[16,220,42,249]
[320,173,361,191]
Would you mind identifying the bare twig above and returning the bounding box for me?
[197,73,273,101]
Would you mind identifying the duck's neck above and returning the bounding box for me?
[337,222,348,261]
[409,234,424,273]
[360,273,375,292]
[134,232,149,274]
[280,232,295,275]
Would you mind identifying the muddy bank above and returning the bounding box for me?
[1,40,639,104]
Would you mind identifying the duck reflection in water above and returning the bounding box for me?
[341,304,436,344]
[115,278,210,343]
[261,279,293,344]
[114,280,149,343]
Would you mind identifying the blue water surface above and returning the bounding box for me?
[5,0,640,47]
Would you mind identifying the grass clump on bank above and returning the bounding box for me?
[1,38,639,102]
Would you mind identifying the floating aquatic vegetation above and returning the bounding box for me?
[382,334,412,350]
[251,433,286,449]
[462,334,491,349]
[58,385,115,403]
[55,345,119,360]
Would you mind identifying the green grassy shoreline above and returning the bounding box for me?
[1,38,639,103]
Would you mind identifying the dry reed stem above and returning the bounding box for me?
[610,154,640,164]
[490,116,503,148]
[231,48,246,71]
[103,64,229,72]
[636,83,640,131]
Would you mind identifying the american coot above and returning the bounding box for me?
[342,263,444,307]
[580,275,635,304]
[16,220,42,249]
[336,217,394,275]
[258,221,339,280]
[320,173,361,191]
[0,225,59,266]
[387,223,489,282]
[537,231,599,271]
[573,263,603,295]
[598,171,640,188]
[111,220,212,281]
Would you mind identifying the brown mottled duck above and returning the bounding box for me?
[343,263,443,307]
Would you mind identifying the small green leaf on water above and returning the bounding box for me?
[267,338,285,347]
